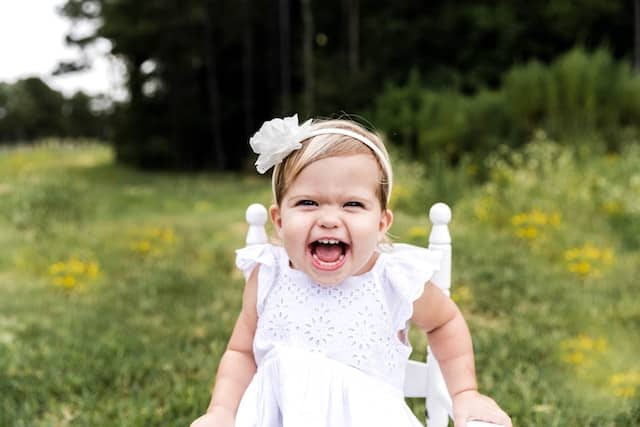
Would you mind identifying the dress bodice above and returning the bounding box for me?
[235,243,441,392]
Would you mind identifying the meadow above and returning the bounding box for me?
[1,138,639,426]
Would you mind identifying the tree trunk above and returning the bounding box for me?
[635,0,640,72]
[301,0,314,116]
[347,0,359,74]
[242,0,254,137]
[279,0,292,113]
[203,3,226,170]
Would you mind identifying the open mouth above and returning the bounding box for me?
[309,239,349,270]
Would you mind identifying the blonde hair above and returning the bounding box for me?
[271,119,392,210]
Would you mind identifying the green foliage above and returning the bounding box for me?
[401,133,640,424]
[1,141,639,426]
[8,178,88,233]
[57,0,635,171]
[0,78,107,143]
[0,78,65,141]
[504,48,640,150]
[373,47,640,167]
[373,72,512,164]
[60,0,272,171]
[0,142,271,426]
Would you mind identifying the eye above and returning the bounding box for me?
[344,201,365,208]
[296,199,317,207]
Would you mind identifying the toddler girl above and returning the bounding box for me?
[192,115,511,427]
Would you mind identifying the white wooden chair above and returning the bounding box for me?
[243,202,501,427]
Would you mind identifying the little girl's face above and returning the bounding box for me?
[270,154,393,286]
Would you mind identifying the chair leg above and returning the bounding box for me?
[426,399,450,427]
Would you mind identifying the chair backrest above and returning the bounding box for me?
[405,202,454,427]
[242,202,500,427]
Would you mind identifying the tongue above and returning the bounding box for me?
[315,244,342,262]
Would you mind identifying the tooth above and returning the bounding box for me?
[316,239,342,245]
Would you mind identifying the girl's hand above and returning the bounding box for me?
[190,408,234,427]
[452,390,512,427]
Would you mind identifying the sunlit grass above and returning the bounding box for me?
[1,139,639,426]
[398,134,640,425]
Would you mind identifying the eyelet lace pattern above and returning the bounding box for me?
[245,245,437,391]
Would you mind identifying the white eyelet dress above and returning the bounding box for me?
[234,243,442,427]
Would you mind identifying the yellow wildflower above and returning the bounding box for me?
[568,261,591,276]
[564,248,581,261]
[511,209,561,242]
[602,201,624,215]
[48,257,101,290]
[614,386,636,398]
[160,228,175,243]
[564,244,614,279]
[130,226,176,255]
[549,212,561,226]
[562,351,585,366]
[529,209,548,225]
[511,213,527,226]
[86,262,100,277]
[131,240,152,254]
[48,262,66,275]
[67,258,86,274]
[609,371,640,399]
[53,275,77,289]
[515,226,538,240]
[452,285,473,306]
[559,334,608,368]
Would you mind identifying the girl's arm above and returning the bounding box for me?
[411,281,511,427]
[412,281,476,395]
[191,268,259,427]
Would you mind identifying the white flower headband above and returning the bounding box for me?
[249,114,393,200]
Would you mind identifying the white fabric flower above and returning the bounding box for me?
[250,114,313,173]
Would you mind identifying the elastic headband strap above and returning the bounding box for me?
[250,114,393,204]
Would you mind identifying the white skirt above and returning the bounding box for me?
[235,346,422,427]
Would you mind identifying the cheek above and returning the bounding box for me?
[280,216,309,240]
[353,219,383,245]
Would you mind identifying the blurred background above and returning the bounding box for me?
[1,1,639,426]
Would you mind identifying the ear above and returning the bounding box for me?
[269,204,283,236]
[379,209,393,235]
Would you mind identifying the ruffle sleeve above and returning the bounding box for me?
[381,243,443,332]
[235,243,281,314]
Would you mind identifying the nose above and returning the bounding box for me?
[317,207,340,229]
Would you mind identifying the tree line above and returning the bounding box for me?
[0,78,107,143]
[1,0,637,170]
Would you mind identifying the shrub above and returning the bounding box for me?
[372,47,640,168]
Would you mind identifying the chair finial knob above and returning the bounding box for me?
[245,204,269,246]
[429,202,452,225]
[246,203,268,226]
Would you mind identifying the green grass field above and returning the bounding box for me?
[1,139,639,426]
